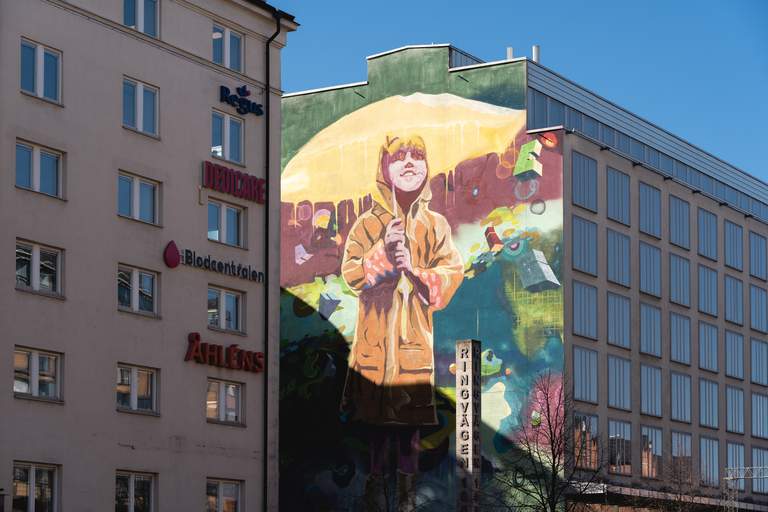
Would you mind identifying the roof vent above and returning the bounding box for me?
[506,47,514,60]
[532,45,540,63]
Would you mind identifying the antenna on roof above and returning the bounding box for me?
[506,47,514,60]
[532,45,540,63]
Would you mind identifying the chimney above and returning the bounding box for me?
[532,45,540,63]
[506,47,514,60]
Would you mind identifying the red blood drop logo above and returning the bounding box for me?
[164,241,180,268]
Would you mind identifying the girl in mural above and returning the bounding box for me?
[340,134,464,510]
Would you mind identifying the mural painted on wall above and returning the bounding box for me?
[281,90,564,511]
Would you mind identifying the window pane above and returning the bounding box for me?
[671,372,691,422]
[35,467,55,512]
[725,221,743,270]
[14,350,30,394]
[43,51,59,101]
[573,281,597,339]
[699,265,718,316]
[134,475,153,512]
[700,438,719,487]
[224,383,240,422]
[222,482,240,511]
[750,231,767,279]
[206,380,219,419]
[142,87,156,134]
[640,365,661,416]
[572,151,597,212]
[608,356,631,410]
[208,202,221,241]
[20,42,36,93]
[37,354,57,398]
[211,113,224,157]
[38,249,58,293]
[226,207,241,246]
[13,466,30,512]
[607,293,630,349]
[639,183,661,238]
[753,339,768,385]
[207,482,219,512]
[573,414,599,469]
[751,285,767,332]
[229,117,242,163]
[573,346,597,403]
[208,289,220,327]
[139,182,155,223]
[725,331,744,379]
[39,152,59,196]
[724,276,743,325]
[16,244,32,288]
[16,144,32,188]
[669,253,690,306]
[137,370,153,411]
[115,474,130,512]
[669,196,690,249]
[118,269,132,308]
[138,272,154,312]
[213,26,224,64]
[608,420,631,474]
[118,176,133,217]
[670,313,691,365]
[229,32,242,72]
[225,293,239,331]
[116,367,131,408]
[607,229,630,286]
[124,0,137,27]
[123,80,136,128]
[698,209,718,260]
[641,426,662,478]
[640,304,661,357]
[606,167,630,225]
[143,0,158,37]
[700,379,719,428]
[639,242,661,297]
[726,386,744,434]
[699,322,718,372]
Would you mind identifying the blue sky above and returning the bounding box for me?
[274,0,767,177]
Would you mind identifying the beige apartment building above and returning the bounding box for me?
[0,0,296,510]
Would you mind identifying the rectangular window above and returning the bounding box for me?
[20,39,60,102]
[14,347,61,400]
[124,0,158,37]
[607,229,630,287]
[698,265,718,316]
[724,276,744,325]
[669,253,690,306]
[13,462,57,512]
[639,242,661,297]
[698,208,718,260]
[606,167,630,225]
[573,346,598,403]
[206,478,241,512]
[670,372,691,423]
[754,392,768,438]
[208,200,244,247]
[753,338,768,386]
[15,241,62,295]
[117,173,159,224]
[212,24,243,72]
[607,293,630,349]
[750,231,767,280]
[671,432,692,483]
[116,364,157,413]
[725,221,743,270]
[206,379,243,424]
[700,379,719,428]
[572,216,597,275]
[211,111,244,164]
[726,386,744,434]
[608,355,630,410]
[574,413,599,469]
[572,151,597,212]
[118,266,157,314]
[640,303,661,357]
[572,281,597,339]
[123,78,158,135]
[15,141,62,197]
[751,285,767,332]
[208,286,243,332]
[640,365,661,416]
[608,420,631,475]
[116,471,154,511]
[641,426,662,479]
[699,321,718,372]
[670,312,691,365]
[669,195,690,249]
[753,448,768,493]
[727,443,745,491]
[700,437,719,487]
[639,182,661,238]
[726,330,744,379]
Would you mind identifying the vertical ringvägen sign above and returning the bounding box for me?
[456,339,481,512]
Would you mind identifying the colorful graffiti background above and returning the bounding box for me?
[281,84,564,510]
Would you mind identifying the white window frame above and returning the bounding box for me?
[15,140,63,197]
[206,378,243,424]
[116,471,155,512]
[13,462,59,511]
[124,0,159,37]
[20,38,61,102]
[16,240,62,295]
[118,266,158,315]
[208,286,243,332]
[206,478,242,512]
[212,24,243,71]
[116,364,157,413]
[14,347,61,400]
[118,172,159,224]
[123,77,158,136]
[211,110,244,164]
[208,199,244,247]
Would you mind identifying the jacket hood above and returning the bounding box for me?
[375,134,433,218]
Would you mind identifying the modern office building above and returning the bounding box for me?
[1,1,295,510]
[279,44,768,510]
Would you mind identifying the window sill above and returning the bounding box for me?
[207,325,247,337]
[117,213,162,228]
[118,307,161,320]
[14,393,64,405]
[210,154,245,169]
[122,125,161,141]
[208,238,248,252]
[207,418,246,428]
[15,185,66,202]
[20,89,64,108]
[15,286,65,301]
[117,407,160,417]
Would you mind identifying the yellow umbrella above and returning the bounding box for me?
[281,92,526,207]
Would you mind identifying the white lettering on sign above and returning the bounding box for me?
[456,339,481,512]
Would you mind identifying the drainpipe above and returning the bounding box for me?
[263,10,281,512]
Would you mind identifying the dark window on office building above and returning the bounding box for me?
[641,303,662,357]
[572,152,597,212]
[724,276,743,325]
[724,221,743,270]
[670,312,691,365]
[608,355,631,410]
[573,346,598,403]
[750,231,767,280]
[607,229,630,287]
[725,330,744,379]
[669,253,690,306]
[698,209,718,260]
[639,183,661,238]
[607,292,631,349]
[640,242,661,297]
[699,321,718,373]
[573,281,597,339]
[669,195,690,249]
[698,265,718,316]
[607,167,630,225]
[751,285,767,333]
[573,216,597,275]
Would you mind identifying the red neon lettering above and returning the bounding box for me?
[204,343,218,366]
[185,333,203,362]
[254,352,265,373]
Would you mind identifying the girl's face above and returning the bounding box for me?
[387,147,428,192]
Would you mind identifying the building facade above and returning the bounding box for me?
[279,45,768,511]
[0,1,295,510]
